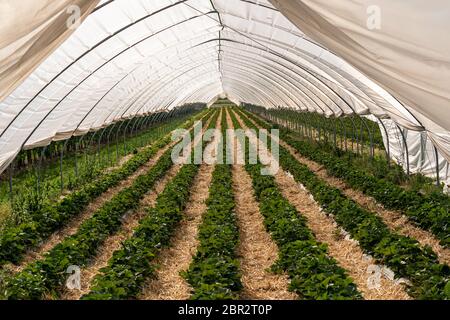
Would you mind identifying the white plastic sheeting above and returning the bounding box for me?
[0,0,449,187]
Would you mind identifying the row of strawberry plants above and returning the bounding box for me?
[238,108,450,300]
[1,111,216,299]
[0,112,195,210]
[2,146,176,300]
[282,136,449,247]
[81,110,220,299]
[229,109,361,299]
[182,108,242,299]
[0,110,209,266]
[82,163,200,299]
[241,108,450,247]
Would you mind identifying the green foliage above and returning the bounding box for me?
[248,106,384,148]
[183,109,242,300]
[2,146,176,299]
[231,109,360,300]
[0,112,208,266]
[288,128,449,247]
[79,110,216,300]
[242,107,449,247]
[82,163,199,299]
[1,109,211,299]
[182,164,242,300]
[239,108,450,300]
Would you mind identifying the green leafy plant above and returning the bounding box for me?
[83,163,200,299]
[238,107,450,300]
[0,111,209,266]
[182,108,242,300]
[3,145,179,299]
[230,108,361,300]
[82,109,219,299]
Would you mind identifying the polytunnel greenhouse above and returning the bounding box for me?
[0,0,449,306]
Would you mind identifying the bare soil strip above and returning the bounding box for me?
[255,113,449,265]
[139,164,215,300]
[9,116,209,274]
[11,142,175,273]
[60,113,216,300]
[232,165,297,300]
[139,110,223,300]
[59,164,183,300]
[233,109,410,300]
[280,138,450,266]
[274,171,410,300]
[226,109,296,300]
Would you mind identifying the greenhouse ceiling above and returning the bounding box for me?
[0,0,449,176]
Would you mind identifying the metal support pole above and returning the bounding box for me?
[349,116,358,155]
[361,117,374,158]
[341,118,347,152]
[8,161,14,200]
[358,118,364,156]
[37,145,49,194]
[434,146,440,186]
[105,123,116,166]
[333,117,337,150]
[60,142,64,193]
[97,127,109,167]
[115,120,126,162]
[123,119,133,155]
[397,125,410,175]
[378,119,391,167]
[86,130,99,167]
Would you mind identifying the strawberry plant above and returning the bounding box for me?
[230,108,361,299]
[238,108,450,300]
[182,108,242,300]
[240,107,450,247]
[81,110,219,299]
[83,163,200,299]
[0,108,218,300]
[3,147,176,299]
[0,110,211,266]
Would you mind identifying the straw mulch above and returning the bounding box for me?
[59,164,183,300]
[139,163,214,300]
[139,112,220,300]
[9,142,176,274]
[234,110,411,300]
[275,170,410,300]
[281,141,450,266]
[233,164,297,300]
[226,110,296,300]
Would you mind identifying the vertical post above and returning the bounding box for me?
[115,120,126,163]
[349,116,357,155]
[37,146,47,194]
[361,117,374,159]
[378,119,391,167]
[97,127,108,167]
[333,117,337,150]
[105,124,114,166]
[75,139,79,179]
[358,118,363,156]
[397,125,410,175]
[60,143,64,193]
[8,161,14,200]
[434,146,440,186]
[342,118,348,152]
